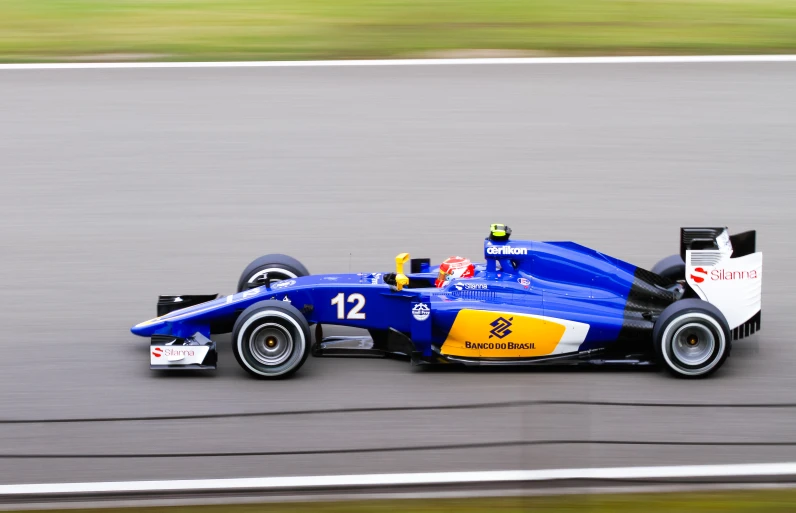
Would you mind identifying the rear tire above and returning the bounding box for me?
[232,300,311,379]
[653,299,730,378]
[237,254,309,292]
[650,254,685,281]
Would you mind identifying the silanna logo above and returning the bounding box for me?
[489,317,513,339]
[152,347,195,358]
[690,267,708,283]
[691,267,759,283]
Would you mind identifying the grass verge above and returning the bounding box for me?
[1,0,796,62]
[14,489,796,513]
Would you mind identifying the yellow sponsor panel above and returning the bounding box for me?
[441,309,566,358]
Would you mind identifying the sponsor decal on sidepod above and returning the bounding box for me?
[489,317,513,339]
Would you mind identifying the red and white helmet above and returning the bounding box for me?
[435,256,475,288]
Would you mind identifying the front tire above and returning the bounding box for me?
[653,299,730,378]
[232,301,311,379]
[237,254,310,292]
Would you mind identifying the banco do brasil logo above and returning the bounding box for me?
[489,317,513,339]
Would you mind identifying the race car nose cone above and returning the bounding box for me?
[131,317,165,337]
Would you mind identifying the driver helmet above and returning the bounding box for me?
[435,256,475,287]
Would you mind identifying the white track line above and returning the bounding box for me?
[2,55,796,70]
[2,462,796,496]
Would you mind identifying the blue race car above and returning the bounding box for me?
[132,224,762,379]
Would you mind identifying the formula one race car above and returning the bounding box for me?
[132,224,762,379]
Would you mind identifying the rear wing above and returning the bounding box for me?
[682,227,762,337]
[680,227,757,261]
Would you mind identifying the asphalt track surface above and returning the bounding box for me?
[0,62,795,486]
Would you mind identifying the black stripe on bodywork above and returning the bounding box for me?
[733,310,761,340]
[614,267,680,353]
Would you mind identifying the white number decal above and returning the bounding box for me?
[331,293,366,320]
[331,292,345,319]
[347,293,366,320]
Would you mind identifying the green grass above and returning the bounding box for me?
[18,489,796,513]
[1,0,796,62]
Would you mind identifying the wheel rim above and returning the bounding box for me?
[671,322,715,366]
[660,312,726,376]
[247,268,297,287]
[249,323,293,366]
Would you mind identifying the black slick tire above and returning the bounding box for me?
[653,299,731,379]
[650,254,685,281]
[232,300,311,379]
[237,254,310,292]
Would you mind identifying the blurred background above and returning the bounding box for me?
[1,1,796,512]
[2,0,796,62]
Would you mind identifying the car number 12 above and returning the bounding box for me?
[331,293,366,320]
